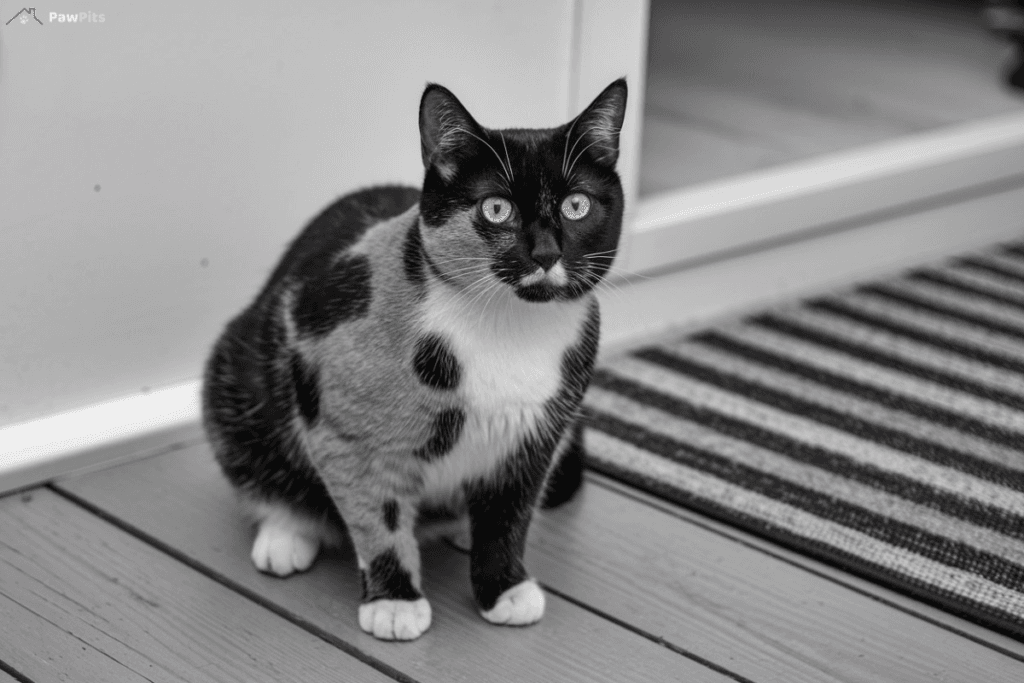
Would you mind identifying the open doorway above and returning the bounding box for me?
[641,0,1024,196]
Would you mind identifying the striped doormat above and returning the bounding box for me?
[584,242,1024,641]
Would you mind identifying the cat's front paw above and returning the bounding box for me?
[480,579,545,626]
[359,598,432,640]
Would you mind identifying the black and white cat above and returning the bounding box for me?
[202,79,627,640]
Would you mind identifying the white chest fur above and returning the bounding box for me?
[417,280,589,502]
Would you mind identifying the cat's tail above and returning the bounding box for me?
[540,424,585,509]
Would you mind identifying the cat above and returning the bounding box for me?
[202,78,627,641]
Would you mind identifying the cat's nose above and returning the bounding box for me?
[532,250,560,271]
[531,236,561,271]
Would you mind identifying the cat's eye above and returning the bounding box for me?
[481,197,513,224]
[561,193,591,221]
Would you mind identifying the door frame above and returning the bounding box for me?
[623,111,1024,276]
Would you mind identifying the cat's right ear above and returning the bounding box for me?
[419,83,482,181]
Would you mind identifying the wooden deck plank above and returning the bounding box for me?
[55,443,735,683]
[528,476,1024,682]
[0,488,395,683]
[0,589,151,683]
[591,471,1024,659]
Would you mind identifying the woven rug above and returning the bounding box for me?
[584,241,1024,641]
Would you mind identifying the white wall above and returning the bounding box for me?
[0,0,650,428]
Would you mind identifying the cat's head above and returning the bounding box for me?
[417,79,627,303]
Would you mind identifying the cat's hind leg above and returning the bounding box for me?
[246,498,340,577]
[416,502,471,551]
[540,420,585,509]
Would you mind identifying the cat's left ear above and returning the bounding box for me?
[567,78,628,168]
[419,83,484,181]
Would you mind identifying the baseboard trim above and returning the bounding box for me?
[622,111,1024,276]
[0,382,204,495]
[598,180,1024,355]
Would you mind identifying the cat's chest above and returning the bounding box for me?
[419,285,585,410]
[416,284,588,499]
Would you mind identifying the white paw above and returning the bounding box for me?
[358,598,432,641]
[250,520,320,577]
[481,579,545,626]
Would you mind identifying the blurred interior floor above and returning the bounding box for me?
[641,0,1024,196]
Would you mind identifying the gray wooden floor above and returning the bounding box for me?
[2,434,1023,682]
[642,0,1024,195]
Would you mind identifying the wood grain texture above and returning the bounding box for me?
[642,0,1024,194]
[0,588,151,683]
[527,476,1024,682]
[55,438,1024,682]
[56,443,733,683]
[589,471,1024,659]
[0,488,394,683]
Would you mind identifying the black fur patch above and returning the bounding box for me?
[263,185,419,296]
[558,301,601,406]
[361,549,421,602]
[290,352,320,424]
[541,421,585,509]
[414,408,465,461]
[382,499,400,532]
[202,304,338,517]
[464,469,533,610]
[402,222,426,286]
[293,254,373,337]
[413,334,461,390]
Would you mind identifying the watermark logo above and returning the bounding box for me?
[50,11,104,22]
[6,7,44,24]
[4,8,107,25]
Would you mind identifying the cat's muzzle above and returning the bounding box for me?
[519,261,569,288]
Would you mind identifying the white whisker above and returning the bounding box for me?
[450,126,512,188]
[580,254,652,283]
[561,115,581,177]
[450,269,501,319]
[437,266,492,280]
[480,277,506,318]
[563,125,597,177]
[579,269,626,302]
[429,257,491,267]
[499,131,514,183]
[566,127,620,179]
